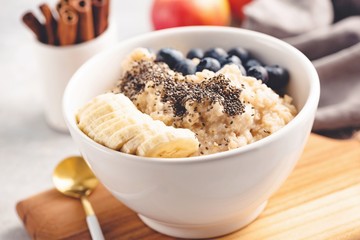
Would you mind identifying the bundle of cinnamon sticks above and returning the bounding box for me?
[22,0,110,46]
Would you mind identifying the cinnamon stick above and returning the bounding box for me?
[39,4,58,45]
[56,0,74,17]
[92,0,109,36]
[57,6,78,46]
[56,2,64,14]
[56,0,75,17]
[22,12,47,43]
[70,0,95,42]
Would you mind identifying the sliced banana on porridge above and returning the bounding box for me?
[76,93,199,158]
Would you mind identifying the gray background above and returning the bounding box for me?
[0,1,151,239]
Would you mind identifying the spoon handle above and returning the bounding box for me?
[81,196,105,240]
[87,215,105,240]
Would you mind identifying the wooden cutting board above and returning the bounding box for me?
[16,134,360,240]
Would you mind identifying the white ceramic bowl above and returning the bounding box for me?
[63,26,320,239]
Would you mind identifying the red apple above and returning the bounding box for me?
[228,0,252,22]
[151,0,231,30]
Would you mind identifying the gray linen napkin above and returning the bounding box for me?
[287,17,360,132]
[242,0,334,38]
[242,0,360,138]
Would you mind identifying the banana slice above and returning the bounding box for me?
[136,127,199,158]
[77,93,138,133]
[78,103,115,130]
[87,106,153,137]
[85,109,145,137]
[76,94,114,123]
[121,121,165,154]
[76,101,103,123]
[107,120,166,151]
[93,116,141,145]
[111,93,138,110]
[89,116,123,137]
[79,105,120,134]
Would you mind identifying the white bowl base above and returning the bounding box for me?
[138,201,267,239]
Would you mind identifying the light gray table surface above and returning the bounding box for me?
[0,1,151,239]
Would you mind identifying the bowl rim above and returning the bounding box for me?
[63,26,320,164]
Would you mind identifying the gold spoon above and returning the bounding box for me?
[53,156,105,240]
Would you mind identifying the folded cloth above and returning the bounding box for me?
[332,0,360,22]
[243,0,360,138]
[285,17,360,60]
[311,42,360,130]
[242,0,333,38]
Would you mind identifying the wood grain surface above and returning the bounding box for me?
[16,134,360,240]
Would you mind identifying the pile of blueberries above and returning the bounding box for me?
[156,47,289,92]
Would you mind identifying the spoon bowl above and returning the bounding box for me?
[53,156,98,198]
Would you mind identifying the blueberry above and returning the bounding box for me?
[186,48,204,59]
[204,48,228,63]
[221,55,246,75]
[247,66,269,83]
[245,59,262,70]
[196,57,221,72]
[156,48,184,69]
[174,59,196,75]
[222,55,242,66]
[228,47,250,63]
[265,65,289,90]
